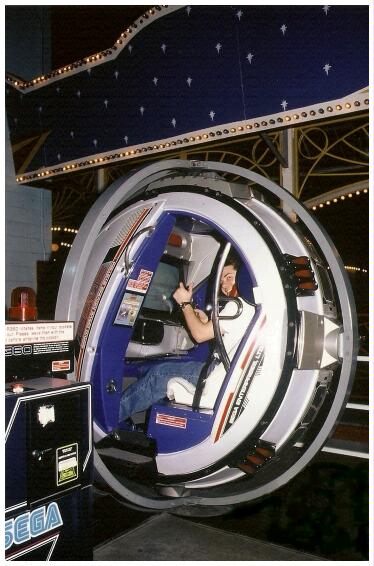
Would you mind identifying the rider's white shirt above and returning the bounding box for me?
[219,298,255,359]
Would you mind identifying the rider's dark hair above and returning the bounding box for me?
[224,250,241,271]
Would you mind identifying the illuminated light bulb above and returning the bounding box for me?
[293,114,299,119]
[333,198,338,202]
[327,106,333,112]
[238,126,244,131]
[336,105,342,110]
[345,103,351,109]
[341,195,345,200]
[326,201,330,205]
[312,206,317,210]
[356,191,360,195]
[261,121,267,126]
[319,203,324,208]
[196,136,201,141]
[254,123,260,127]
[363,189,368,193]
[230,128,236,133]
[348,193,352,198]
[130,150,135,154]
[285,116,291,121]
[166,142,171,147]
[246,124,252,129]
[203,134,209,139]
[310,110,316,116]
[125,151,129,156]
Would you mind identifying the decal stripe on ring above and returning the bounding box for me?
[214,392,234,443]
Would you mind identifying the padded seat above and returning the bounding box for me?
[167,299,255,410]
[167,363,226,410]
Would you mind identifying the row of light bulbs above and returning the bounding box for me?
[15,97,369,184]
[51,226,79,233]
[345,265,368,273]
[6,7,165,90]
[311,188,368,210]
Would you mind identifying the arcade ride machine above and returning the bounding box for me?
[54,158,358,513]
[5,6,366,555]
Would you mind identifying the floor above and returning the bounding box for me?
[93,513,324,561]
[92,452,368,561]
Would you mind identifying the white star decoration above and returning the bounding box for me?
[186,6,191,16]
[216,43,222,54]
[209,110,215,121]
[128,45,133,54]
[281,100,288,110]
[114,71,119,79]
[323,63,332,75]
[153,77,158,86]
[246,53,254,64]
[280,24,287,35]
[93,139,98,147]
[236,10,243,20]
[124,136,128,144]
[104,99,109,108]
[171,118,176,128]
[186,77,193,87]
[140,106,145,116]
[323,6,331,15]
[161,43,167,54]
[70,131,74,138]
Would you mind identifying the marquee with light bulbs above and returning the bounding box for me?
[5,5,368,185]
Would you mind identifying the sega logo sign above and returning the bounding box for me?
[5,502,63,550]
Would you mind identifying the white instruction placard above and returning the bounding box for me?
[5,321,74,345]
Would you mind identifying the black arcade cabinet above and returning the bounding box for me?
[5,321,93,561]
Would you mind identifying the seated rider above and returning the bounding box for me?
[119,251,253,422]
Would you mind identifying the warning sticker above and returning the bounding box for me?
[56,443,78,486]
[52,359,71,372]
[156,413,187,429]
[114,293,144,326]
[126,269,153,294]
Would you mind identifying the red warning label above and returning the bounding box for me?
[52,360,71,372]
[156,413,187,429]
